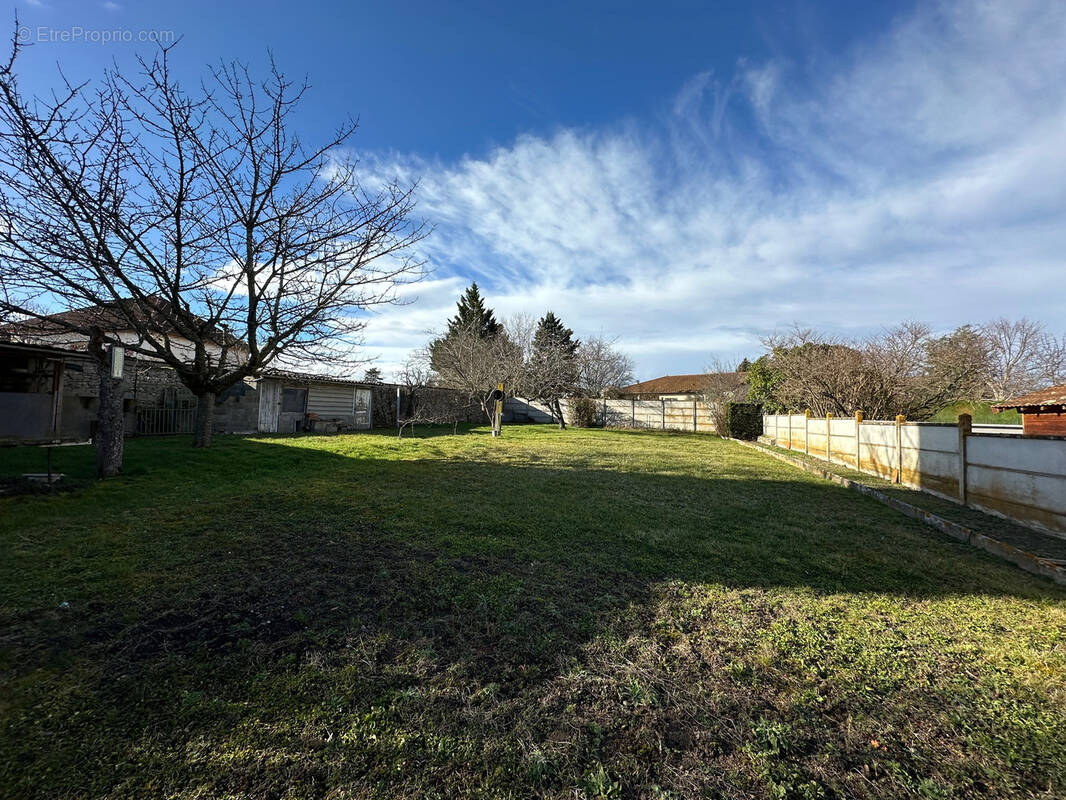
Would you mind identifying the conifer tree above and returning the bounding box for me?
[430,283,505,375]
[529,311,579,428]
[446,283,503,340]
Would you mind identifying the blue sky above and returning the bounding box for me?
[12,0,1066,380]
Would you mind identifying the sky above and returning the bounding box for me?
[10,0,1066,381]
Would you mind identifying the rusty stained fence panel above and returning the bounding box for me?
[965,435,1066,534]
[762,412,1066,539]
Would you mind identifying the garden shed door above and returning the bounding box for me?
[258,379,281,432]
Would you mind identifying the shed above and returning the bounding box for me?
[0,341,91,444]
[993,383,1066,436]
[257,370,372,434]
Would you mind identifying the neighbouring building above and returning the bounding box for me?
[619,373,744,401]
[994,383,1066,436]
[1,300,479,443]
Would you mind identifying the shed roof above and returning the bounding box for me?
[993,383,1066,413]
[260,368,374,388]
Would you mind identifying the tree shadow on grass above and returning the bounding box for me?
[3,434,1066,799]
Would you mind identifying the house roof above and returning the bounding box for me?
[993,383,1066,412]
[620,373,743,396]
[0,297,243,349]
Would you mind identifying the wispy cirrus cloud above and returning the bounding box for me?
[358,0,1066,381]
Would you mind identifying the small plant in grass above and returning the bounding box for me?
[581,764,621,798]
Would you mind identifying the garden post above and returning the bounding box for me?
[661,398,665,430]
[804,409,811,455]
[693,399,697,432]
[786,412,792,449]
[895,415,906,483]
[632,398,636,427]
[854,410,864,472]
[826,412,833,463]
[957,413,972,504]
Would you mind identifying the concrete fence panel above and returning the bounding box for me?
[966,435,1066,533]
[762,412,1064,538]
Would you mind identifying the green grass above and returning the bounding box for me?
[930,402,1022,425]
[2,426,1066,799]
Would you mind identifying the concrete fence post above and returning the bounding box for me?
[804,409,811,455]
[895,414,906,484]
[854,411,864,472]
[786,412,792,449]
[957,412,972,504]
[631,398,636,428]
[693,399,698,432]
[661,398,666,430]
[826,412,833,463]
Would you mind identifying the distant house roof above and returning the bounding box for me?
[993,383,1066,413]
[0,297,243,349]
[620,373,741,396]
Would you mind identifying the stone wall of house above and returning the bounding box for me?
[60,356,258,438]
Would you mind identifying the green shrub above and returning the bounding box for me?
[725,402,762,440]
[569,397,598,428]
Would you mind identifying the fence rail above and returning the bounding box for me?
[762,412,1066,539]
[137,407,196,436]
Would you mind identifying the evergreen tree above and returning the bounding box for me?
[430,283,505,375]
[362,367,383,384]
[737,358,752,372]
[446,283,503,340]
[530,311,579,428]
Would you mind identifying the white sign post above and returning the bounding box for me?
[108,344,124,380]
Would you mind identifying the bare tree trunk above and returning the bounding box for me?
[194,392,216,448]
[95,359,125,479]
[554,398,567,429]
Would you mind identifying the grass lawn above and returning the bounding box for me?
[2,426,1065,799]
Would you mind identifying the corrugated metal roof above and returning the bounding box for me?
[993,382,1066,411]
[260,368,379,388]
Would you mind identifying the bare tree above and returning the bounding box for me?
[1034,332,1066,388]
[575,334,634,397]
[756,323,992,420]
[0,37,425,470]
[981,317,1047,400]
[424,319,522,423]
[701,358,749,435]
[394,356,470,437]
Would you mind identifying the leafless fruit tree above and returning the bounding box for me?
[0,35,425,473]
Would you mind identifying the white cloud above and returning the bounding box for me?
[358,0,1066,381]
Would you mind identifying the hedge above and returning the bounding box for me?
[724,402,763,440]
